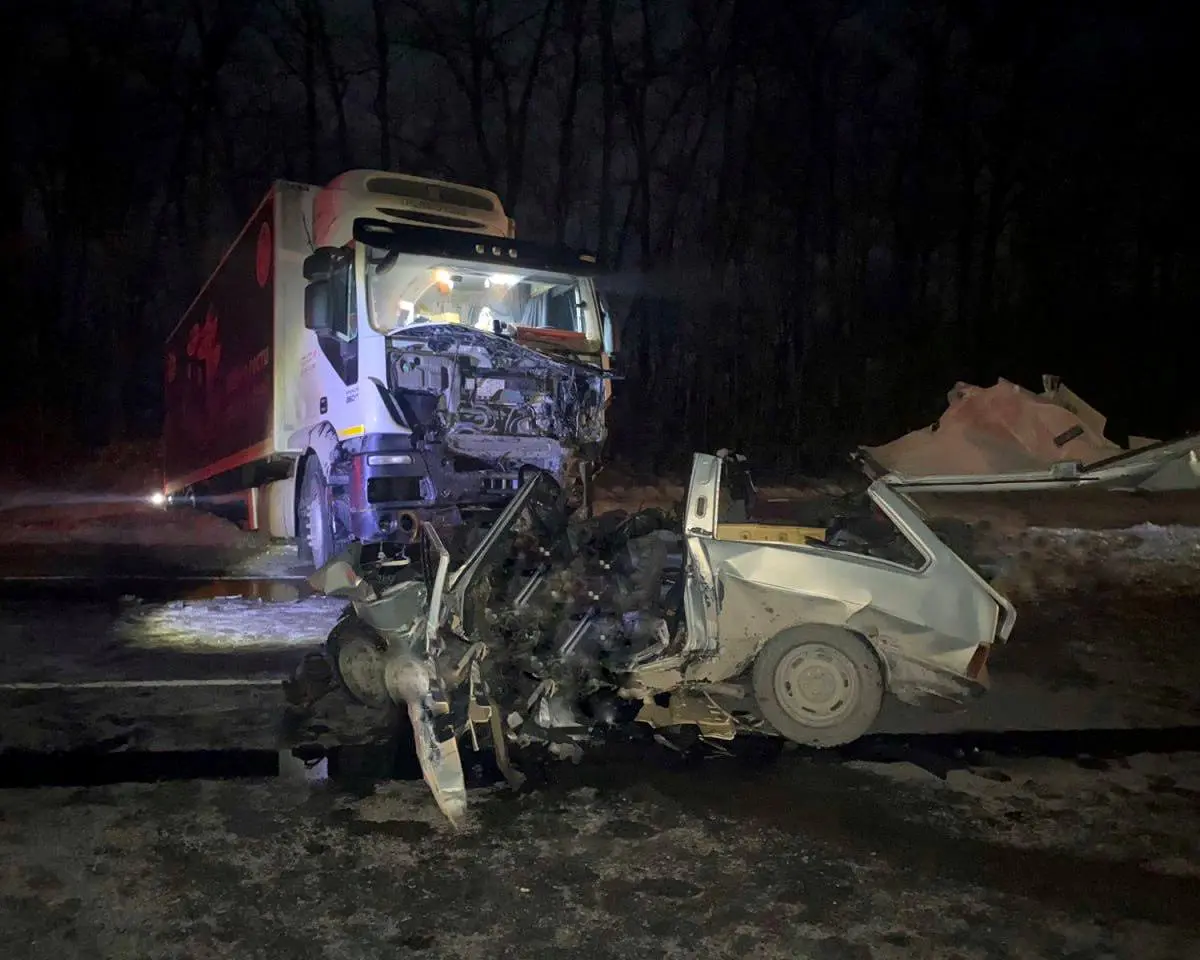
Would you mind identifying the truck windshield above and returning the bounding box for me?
[366,255,597,339]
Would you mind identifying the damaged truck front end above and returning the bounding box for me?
[311,452,1015,825]
[384,324,607,491]
[343,218,613,549]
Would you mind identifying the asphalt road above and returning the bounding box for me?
[0,573,1198,958]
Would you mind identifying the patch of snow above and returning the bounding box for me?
[1028,523,1200,565]
[227,541,310,578]
[115,595,347,651]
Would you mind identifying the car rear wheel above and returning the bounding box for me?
[751,625,884,748]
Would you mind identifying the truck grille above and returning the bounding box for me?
[367,476,423,504]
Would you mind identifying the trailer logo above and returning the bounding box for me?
[256,221,272,288]
[186,306,223,390]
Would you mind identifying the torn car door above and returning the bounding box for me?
[682,453,720,654]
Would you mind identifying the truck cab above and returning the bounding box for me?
[162,170,614,569]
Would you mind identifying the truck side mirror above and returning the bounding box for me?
[304,280,333,333]
[304,247,350,336]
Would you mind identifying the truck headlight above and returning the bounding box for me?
[368,454,413,467]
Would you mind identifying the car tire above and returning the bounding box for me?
[751,625,885,748]
[326,613,390,707]
[297,456,335,569]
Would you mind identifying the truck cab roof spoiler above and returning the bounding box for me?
[353,218,603,276]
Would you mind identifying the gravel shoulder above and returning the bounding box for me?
[3,744,1199,960]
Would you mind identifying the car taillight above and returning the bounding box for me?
[966,644,990,680]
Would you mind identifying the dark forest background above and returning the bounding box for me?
[1,0,1194,473]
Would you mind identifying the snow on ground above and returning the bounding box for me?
[981,522,1200,602]
[846,747,1200,882]
[4,744,1200,958]
[225,540,310,578]
[1028,522,1200,565]
[114,595,347,652]
[0,594,344,689]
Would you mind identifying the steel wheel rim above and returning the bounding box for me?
[338,638,388,705]
[773,643,859,728]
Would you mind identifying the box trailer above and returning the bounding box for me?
[163,171,614,568]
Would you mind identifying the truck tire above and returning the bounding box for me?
[297,457,335,569]
[751,625,884,748]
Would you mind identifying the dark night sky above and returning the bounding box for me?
[1,0,1195,471]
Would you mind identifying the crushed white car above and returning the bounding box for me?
[310,452,1016,823]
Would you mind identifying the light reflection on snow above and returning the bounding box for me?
[115,595,347,652]
[226,542,312,579]
[279,750,329,783]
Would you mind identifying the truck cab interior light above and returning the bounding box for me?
[487,273,521,287]
[368,454,414,467]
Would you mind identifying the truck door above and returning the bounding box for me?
[302,244,361,429]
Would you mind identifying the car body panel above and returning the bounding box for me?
[632,454,1011,704]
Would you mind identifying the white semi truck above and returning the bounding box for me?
[162,170,614,567]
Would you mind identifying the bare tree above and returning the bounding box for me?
[596,0,617,261]
[552,0,587,244]
[266,0,355,176]
[398,0,558,213]
[371,0,393,169]
[11,0,1192,465]
[308,0,352,168]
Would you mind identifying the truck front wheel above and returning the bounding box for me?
[297,457,336,569]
